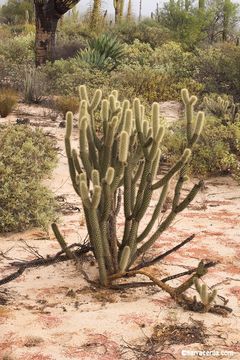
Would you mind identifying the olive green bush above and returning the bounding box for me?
[55,95,79,117]
[113,20,172,47]
[0,125,57,232]
[194,44,240,101]
[0,88,18,117]
[163,116,240,181]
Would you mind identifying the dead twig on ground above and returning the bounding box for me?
[131,234,196,271]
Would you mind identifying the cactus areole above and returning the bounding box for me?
[34,0,80,66]
[63,86,205,286]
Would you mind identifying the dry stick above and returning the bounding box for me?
[0,244,92,287]
[109,261,218,290]
[131,234,196,271]
[10,244,91,268]
[0,267,26,286]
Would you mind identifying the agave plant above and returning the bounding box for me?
[77,33,125,71]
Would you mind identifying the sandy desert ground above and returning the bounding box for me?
[0,103,239,360]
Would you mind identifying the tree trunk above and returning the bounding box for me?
[90,0,101,30]
[34,1,60,66]
[34,0,80,66]
[114,0,120,23]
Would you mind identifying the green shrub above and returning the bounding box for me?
[113,20,172,47]
[195,44,240,101]
[163,116,240,181]
[55,95,79,117]
[0,125,58,232]
[0,32,34,64]
[0,88,18,117]
[43,59,110,96]
[112,65,203,102]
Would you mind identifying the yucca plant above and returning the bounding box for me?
[77,33,125,71]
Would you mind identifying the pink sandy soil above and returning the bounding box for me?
[0,104,239,360]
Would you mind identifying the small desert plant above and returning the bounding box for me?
[77,33,125,71]
[0,125,57,232]
[55,95,79,117]
[0,88,18,117]
[23,67,46,104]
[54,86,205,286]
[194,277,217,312]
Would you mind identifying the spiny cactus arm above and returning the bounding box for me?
[86,126,99,170]
[110,162,125,192]
[151,148,191,190]
[132,160,144,184]
[100,221,114,274]
[175,180,203,213]
[189,112,205,147]
[101,181,112,221]
[137,182,169,243]
[79,118,94,179]
[132,211,176,263]
[134,98,149,158]
[193,277,217,307]
[51,223,75,260]
[101,116,119,176]
[79,85,89,103]
[85,205,108,285]
[119,246,131,273]
[65,112,80,195]
[123,163,133,219]
[135,180,202,260]
[118,102,131,133]
[72,149,82,175]
[174,261,208,296]
[181,89,197,144]
[79,180,92,209]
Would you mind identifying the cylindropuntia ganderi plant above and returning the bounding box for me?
[55,86,205,286]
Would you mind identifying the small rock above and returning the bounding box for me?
[16,118,30,125]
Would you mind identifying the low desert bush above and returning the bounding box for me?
[163,116,240,181]
[23,67,47,104]
[55,95,79,117]
[0,88,18,117]
[113,65,203,102]
[194,44,240,101]
[0,125,58,232]
[114,20,172,47]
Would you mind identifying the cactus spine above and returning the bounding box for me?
[63,86,204,285]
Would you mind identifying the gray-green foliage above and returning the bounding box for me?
[163,116,240,181]
[24,67,47,103]
[203,93,240,124]
[0,125,57,232]
[63,86,204,285]
[77,33,125,71]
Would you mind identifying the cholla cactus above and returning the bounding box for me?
[194,277,217,312]
[203,94,240,123]
[63,86,204,286]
